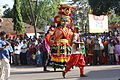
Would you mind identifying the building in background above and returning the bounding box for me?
[0,18,44,38]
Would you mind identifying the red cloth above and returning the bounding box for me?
[65,54,85,74]
[103,41,109,47]
[45,33,51,46]
[102,56,108,64]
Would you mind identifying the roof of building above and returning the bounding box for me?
[0,18,44,34]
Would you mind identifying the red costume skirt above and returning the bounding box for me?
[66,54,85,67]
[65,54,85,74]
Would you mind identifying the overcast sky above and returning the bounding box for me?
[0,0,14,9]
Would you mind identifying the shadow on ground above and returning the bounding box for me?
[11,65,120,80]
[34,69,120,80]
[11,70,63,75]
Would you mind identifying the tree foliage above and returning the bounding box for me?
[109,13,120,26]
[20,0,63,29]
[88,0,120,16]
[88,0,120,26]
[13,0,25,33]
[69,0,120,31]
[2,4,13,18]
[3,8,13,18]
[69,0,90,33]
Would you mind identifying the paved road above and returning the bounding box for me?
[11,65,120,80]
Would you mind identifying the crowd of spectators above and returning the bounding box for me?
[81,30,120,65]
[6,35,44,66]
[4,29,120,66]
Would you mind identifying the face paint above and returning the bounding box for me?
[60,22,66,26]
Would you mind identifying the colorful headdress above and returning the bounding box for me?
[54,4,75,26]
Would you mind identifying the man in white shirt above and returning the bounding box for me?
[20,41,27,65]
[14,42,21,65]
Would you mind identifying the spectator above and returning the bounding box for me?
[114,41,120,64]
[0,31,11,80]
[108,42,115,64]
[93,38,101,65]
[14,42,21,65]
[20,41,27,65]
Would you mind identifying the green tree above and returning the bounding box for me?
[69,0,120,32]
[20,0,63,29]
[13,0,25,33]
[88,0,120,16]
[19,0,63,37]
[88,0,120,27]
[109,12,120,27]
[3,8,13,18]
[69,0,90,33]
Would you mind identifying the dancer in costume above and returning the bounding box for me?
[62,26,87,78]
[49,4,75,70]
[50,20,73,70]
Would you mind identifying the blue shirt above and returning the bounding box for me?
[0,38,10,60]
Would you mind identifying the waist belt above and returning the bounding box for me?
[57,39,68,43]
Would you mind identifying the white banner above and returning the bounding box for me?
[89,14,108,33]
